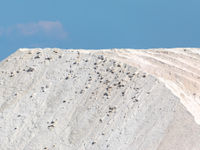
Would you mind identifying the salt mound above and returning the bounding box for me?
[0,48,200,150]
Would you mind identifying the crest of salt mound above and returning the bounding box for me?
[102,48,200,125]
[0,48,200,150]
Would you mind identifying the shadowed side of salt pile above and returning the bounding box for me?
[0,48,200,150]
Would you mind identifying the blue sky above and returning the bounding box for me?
[1,0,200,60]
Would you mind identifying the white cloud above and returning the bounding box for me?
[17,21,67,38]
[1,21,67,39]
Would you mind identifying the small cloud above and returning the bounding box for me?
[0,21,67,39]
[16,21,67,38]
[16,22,39,35]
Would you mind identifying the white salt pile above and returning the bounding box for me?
[0,48,200,150]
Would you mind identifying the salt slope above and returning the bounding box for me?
[0,48,200,150]
[101,48,200,124]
